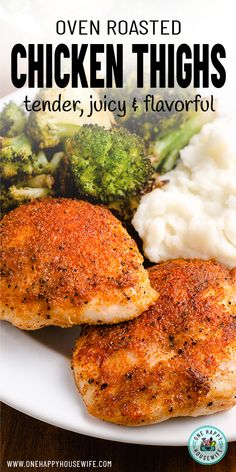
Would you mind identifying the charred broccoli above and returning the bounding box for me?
[0,177,53,216]
[26,87,113,149]
[107,73,192,145]
[0,132,64,217]
[150,109,215,173]
[106,73,214,173]
[9,181,53,202]
[0,134,64,179]
[25,88,82,149]
[26,107,80,149]
[0,135,49,179]
[0,102,27,137]
[66,125,152,218]
[0,182,17,215]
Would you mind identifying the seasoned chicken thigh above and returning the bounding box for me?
[0,198,157,329]
[72,259,236,425]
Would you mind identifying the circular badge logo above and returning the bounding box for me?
[188,425,228,465]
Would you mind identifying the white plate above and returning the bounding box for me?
[1,90,236,446]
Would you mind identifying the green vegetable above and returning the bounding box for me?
[25,88,84,149]
[151,110,214,173]
[107,73,215,173]
[0,178,54,217]
[9,185,52,201]
[0,101,27,137]
[0,182,17,215]
[66,124,152,218]
[0,134,65,177]
[107,74,192,145]
[26,111,80,149]
[0,135,49,179]
[0,132,64,217]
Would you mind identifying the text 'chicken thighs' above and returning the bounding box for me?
[0,198,157,329]
[73,259,236,425]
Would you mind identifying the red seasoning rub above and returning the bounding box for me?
[73,259,236,425]
[0,198,157,329]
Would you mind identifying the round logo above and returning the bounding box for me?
[188,425,228,465]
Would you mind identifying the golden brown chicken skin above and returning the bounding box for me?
[72,259,236,426]
[0,198,157,329]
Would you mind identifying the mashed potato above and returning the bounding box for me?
[132,117,236,268]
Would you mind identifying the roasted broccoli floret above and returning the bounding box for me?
[25,87,113,149]
[25,88,82,149]
[0,171,56,217]
[0,102,27,137]
[66,125,152,218]
[150,109,215,173]
[0,136,64,217]
[0,134,64,180]
[26,107,80,149]
[0,179,53,217]
[9,185,52,201]
[0,182,17,215]
[106,73,192,145]
[0,134,49,178]
[107,73,215,173]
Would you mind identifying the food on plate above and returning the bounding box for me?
[150,108,215,173]
[0,198,157,329]
[108,75,192,145]
[1,175,53,215]
[0,87,115,217]
[133,117,236,268]
[65,124,152,219]
[0,84,214,219]
[0,101,27,137]
[26,87,113,149]
[72,259,236,426]
[108,75,214,172]
[1,134,50,179]
[0,130,63,214]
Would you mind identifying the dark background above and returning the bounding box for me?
[1,403,235,472]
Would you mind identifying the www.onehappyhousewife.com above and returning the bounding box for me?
[6,460,112,468]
